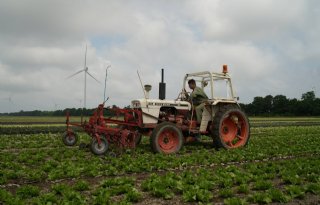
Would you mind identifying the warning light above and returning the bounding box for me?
[222,65,228,74]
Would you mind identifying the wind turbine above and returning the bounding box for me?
[67,45,100,109]
[1,95,14,105]
[52,99,59,111]
[8,96,13,104]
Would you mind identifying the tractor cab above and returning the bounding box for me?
[176,65,239,132]
[178,65,238,105]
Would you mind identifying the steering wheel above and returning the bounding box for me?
[176,89,190,101]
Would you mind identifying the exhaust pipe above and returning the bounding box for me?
[159,69,166,100]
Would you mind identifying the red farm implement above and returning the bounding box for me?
[63,104,144,155]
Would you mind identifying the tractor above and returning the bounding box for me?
[62,65,250,155]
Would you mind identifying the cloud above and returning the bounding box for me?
[0,0,319,112]
[184,0,307,41]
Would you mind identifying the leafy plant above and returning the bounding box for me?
[124,187,142,202]
[282,173,302,185]
[36,192,59,204]
[61,190,86,204]
[218,188,234,198]
[224,197,248,205]
[52,183,72,196]
[141,173,177,199]
[0,188,22,205]
[182,186,213,203]
[305,183,320,194]
[93,189,111,205]
[73,180,89,191]
[286,185,305,199]
[253,180,273,191]
[16,185,40,199]
[237,184,249,194]
[268,188,290,203]
[248,192,272,204]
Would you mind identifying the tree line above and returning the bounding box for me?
[0,91,319,117]
[0,105,121,117]
[240,91,320,116]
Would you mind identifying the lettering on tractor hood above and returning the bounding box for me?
[131,99,191,110]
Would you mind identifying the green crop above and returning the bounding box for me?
[0,117,320,204]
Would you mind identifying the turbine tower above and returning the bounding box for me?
[67,45,100,108]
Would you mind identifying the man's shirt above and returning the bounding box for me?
[190,87,208,106]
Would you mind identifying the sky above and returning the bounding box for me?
[0,0,319,113]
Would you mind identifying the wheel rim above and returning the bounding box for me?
[158,128,179,153]
[94,140,106,152]
[66,133,76,144]
[220,111,249,148]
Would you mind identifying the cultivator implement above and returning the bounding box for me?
[63,103,143,154]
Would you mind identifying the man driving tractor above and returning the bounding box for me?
[185,79,208,124]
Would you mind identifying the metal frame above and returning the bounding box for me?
[183,70,236,101]
[66,104,143,149]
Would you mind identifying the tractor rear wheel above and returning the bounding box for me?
[212,107,250,149]
[62,131,78,146]
[90,137,109,155]
[150,122,183,154]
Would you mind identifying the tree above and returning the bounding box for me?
[302,91,315,101]
[273,95,289,115]
[251,97,265,115]
[264,95,273,114]
[301,91,317,115]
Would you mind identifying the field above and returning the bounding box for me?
[0,116,320,204]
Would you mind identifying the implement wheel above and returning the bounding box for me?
[90,137,109,155]
[62,131,78,146]
[212,107,250,149]
[150,122,183,154]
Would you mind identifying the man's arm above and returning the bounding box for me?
[183,88,190,99]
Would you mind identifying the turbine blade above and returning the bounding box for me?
[66,69,85,79]
[86,71,101,83]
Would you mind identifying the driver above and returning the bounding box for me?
[185,79,208,124]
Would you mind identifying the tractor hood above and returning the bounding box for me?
[131,99,191,110]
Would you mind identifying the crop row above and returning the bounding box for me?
[1,125,319,204]
[0,126,319,183]
[1,156,319,204]
[1,117,320,135]
[0,125,84,135]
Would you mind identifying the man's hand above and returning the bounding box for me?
[183,88,189,98]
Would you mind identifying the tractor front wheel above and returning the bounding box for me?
[212,107,250,149]
[90,137,109,155]
[150,122,183,154]
[62,131,78,146]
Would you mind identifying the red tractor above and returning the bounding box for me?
[63,65,250,155]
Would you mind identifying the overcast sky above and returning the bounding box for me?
[0,0,319,113]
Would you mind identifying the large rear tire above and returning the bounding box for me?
[212,107,250,149]
[150,122,184,154]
